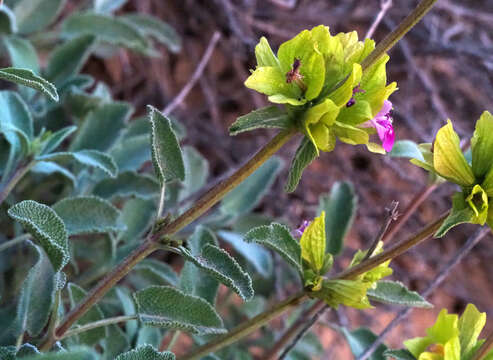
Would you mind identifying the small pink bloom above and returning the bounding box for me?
[365,100,395,152]
[294,220,310,237]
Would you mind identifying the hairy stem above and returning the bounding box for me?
[0,160,35,206]
[59,315,138,340]
[178,292,307,360]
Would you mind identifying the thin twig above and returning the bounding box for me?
[162,31,221,116]
[59,315,138,340]
[0,234,30,252]
[356,227,491,360]
[365,0,393,39]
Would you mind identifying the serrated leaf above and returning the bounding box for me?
[383,349,416,360]
[93,171,159,199]
[134,285,226,335]
[179,146,209,201]
[53,196,124,235]
[318,181,357,256]
[285,137,318,193]
[389,140,425,161]
[68,283,105,346]
[111,135,151,173]
[244,223,302,274]
[342,327,388,360]
[20,347,99,360]
[12,0,66,34]
[121,13,181,53]
[119,197,155,244]
[133,259,179,287]
[229,106,292,135]
[180,244,254,301]
[8,200,69,272]
[94,0,128,14]
[116,345,175,360]
[0,5,16,34]
[0,67,59,101]
[40,125,77,155]
[62,12,149,52]
[148,105,185,184]
[70,102,133,152]
[15,242,57,337]
[367,281,432,308]
[37,150,118,177]
[220,156,283,216]
[218,230,273,278]
[3,36,40,73]
[45,35,96,87]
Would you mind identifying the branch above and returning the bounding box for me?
[365,0,393,39]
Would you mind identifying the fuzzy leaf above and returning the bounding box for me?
[12,0,65,34]
[93,171,159,199]
[285,137,318,193]
[20,348,99,360]
[367,281,432,308]
[14,242,57,337]
[8,200,69,272]
[119,198,155,244]
[220,156,283,216]
[244,223,302,274]
[121,14,181,53]
[0,5,16,34]
[116,345,175,360]
[134,286,226,335]
[471,111,493,178]
[300,212,326,273]
[45,35,96,87]
[53,196,124,235]
[133,259,179,287]
[0,67,58,101]
[111,135,150,173]
[102,325,130,360]
[39,125,77,155]
[147,105,185,184]
[68,283,105,346]
[179,146,209,201]
[318,182,357,256]
[31,161,76,184]
[3,36,39,73]
[383,349,416,360]
[38,150,118,177]
[180,244,254,301]
[94,0,128,14]
[342,327,388,360]
[229,106,292,135]
[389,140,425,161]
[70,102,133,152]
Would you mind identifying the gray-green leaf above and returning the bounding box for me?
[229,106,292,135]
[180,244,254,301]
[318,181,357,256]
[116,345,175,360]
[133,259,179,287]
[134,286,226,335]
[0,5,16,34]
[94,0,128,14]
[119,198,155,244]
[53,196,124,235]
[13,0,66,34]
[367,281,432,308]
[111,135,150,173]
[3,36,39,73]
[389,140,424,161]
[285,137,317,193]
[148,105,185,184]
[244,223,302,274]
[93,171,159,199]
[39,125,77,155]
[8,200,69,272]
[0,67,58,101]
[342,327,388,360]
[20,347,99,360]
[179,146,209,201]
[37,150,118,177]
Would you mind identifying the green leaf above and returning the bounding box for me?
[68,283,105,346]
[111,135,151,173]
[70,102,134,152]
[62,12,149,52]
[114,287,138,339]
[3,36,39,73]
[313,279,372,309]
[0,5,16,34]
[458,304,487,360]
[342,327,388,360]
[38,150,118,177]
[471,111,493,178]
[229,106,292,135]
[0,67,58,101]
[14,242,57,337]
[136,328,161,348]
[31,161,76,184]
[300,212,326,273]
[220,156,283,216]
[318,182,357,256]
[13,0,65,34]
[179,146,209,201]
[218,230,273,278]
[8,200,69,272]
[93,171,159,199]
[119,198,155,244]
[116,345,175,360]
[45,35,96,87]
[134,285,226,335]
[383,349,416,360]
[102,325,130,360]
[0,346,16,360]
[389,140,425,161]
[244,223,302,274]
[285,137,318,193]
[435,206,476,238]
[121,14,181,53]
[180,244,254,301]
[367,281,432,308]
[433,120,474,187]
[65,87,105,119]
[20,347,99,360]
[254,37,279,67]
[40,125,77,155]
[53,196,124,235]
[148,105,185,184]
[94,0,128,14]
[133,259,179,287]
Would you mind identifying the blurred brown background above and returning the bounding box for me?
[68,0,493,357]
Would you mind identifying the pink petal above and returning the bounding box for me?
[376,100,393,118]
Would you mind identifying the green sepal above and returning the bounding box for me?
[255,37,279,68]
[320,253,334,274]
[311,279,372,309]
[349,241,393,285]
[471,111,493,178]
[326,63,362,107]
[465,185,489,224]
[300,212,326,274]
[303,98,339,153]
[482,165,493,197]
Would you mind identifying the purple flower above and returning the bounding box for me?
[365,100,395,152]
[294,220,310,237]
[346,84,366,107]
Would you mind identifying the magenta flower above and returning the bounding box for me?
[294,220,310,237]
[365,100,395,152]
